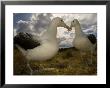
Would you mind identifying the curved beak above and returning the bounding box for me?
[63,24,72,31]
[68,24,73,31]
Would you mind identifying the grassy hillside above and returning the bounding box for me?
[14,47,97,75]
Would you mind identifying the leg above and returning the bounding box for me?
[80,51,90,66]
[80,51,87,65]
[27,61,33,75]
[90,48,93,65]
[80,51,83,62]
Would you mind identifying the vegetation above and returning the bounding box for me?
[14,47,97,75]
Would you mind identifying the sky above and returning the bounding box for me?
[13,13,97,48]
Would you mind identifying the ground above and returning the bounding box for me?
[14,47,97,75]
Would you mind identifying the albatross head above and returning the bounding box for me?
[70,19,80,28]
[52,17,71,30]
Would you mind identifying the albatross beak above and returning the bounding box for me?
[68,28,72,31]
[68,24,73,31]
[64,24,72,31]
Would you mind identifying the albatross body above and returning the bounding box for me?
[15,17,70,61]
[70,19,96,52]
[70,19,96,65]
[73,33,95,52]
[15,17,70,75]
[25,39,59,61]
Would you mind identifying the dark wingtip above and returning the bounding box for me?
[87,34,97,44]
[14,32,40,50]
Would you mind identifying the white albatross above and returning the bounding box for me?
[69,19,97,65]
[15,17,70,74]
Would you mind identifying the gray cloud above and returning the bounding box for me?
[14,13,97,48]
[16,13,52,34]
[16,20,32,33]
[32,13,52,33]
[80,14,97,30]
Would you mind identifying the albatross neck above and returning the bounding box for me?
[47,23,57,39]
[74,23,83,36]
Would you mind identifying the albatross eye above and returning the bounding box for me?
[61,20,63,22]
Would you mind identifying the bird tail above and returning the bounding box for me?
[15,44,27,56]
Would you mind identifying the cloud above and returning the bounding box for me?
[13,13,32,28]
[15,13,53,34]
[52,13,97,26]
[16,20,34,33]
[14,28,17,36]
[79,14,97,30]
[14,13,97,48]
[57,27,75,48]
[31,13,52,33]
[59,38,73,48]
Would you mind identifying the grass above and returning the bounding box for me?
[14,47,97,75]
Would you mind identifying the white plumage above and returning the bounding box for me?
[70,19,96,65]
[15,17,70,74]
[16,17,70,61]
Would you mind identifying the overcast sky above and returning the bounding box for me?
[14,13,97,48]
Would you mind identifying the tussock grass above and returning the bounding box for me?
[14,47,97,75]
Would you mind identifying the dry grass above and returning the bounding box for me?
[14,47,97,75]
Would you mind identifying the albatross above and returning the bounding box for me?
[14,17,70,74]
[69,19,97,65]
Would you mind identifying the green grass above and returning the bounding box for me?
[14,47,97,75]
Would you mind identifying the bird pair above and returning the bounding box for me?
[15,17,96,75]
